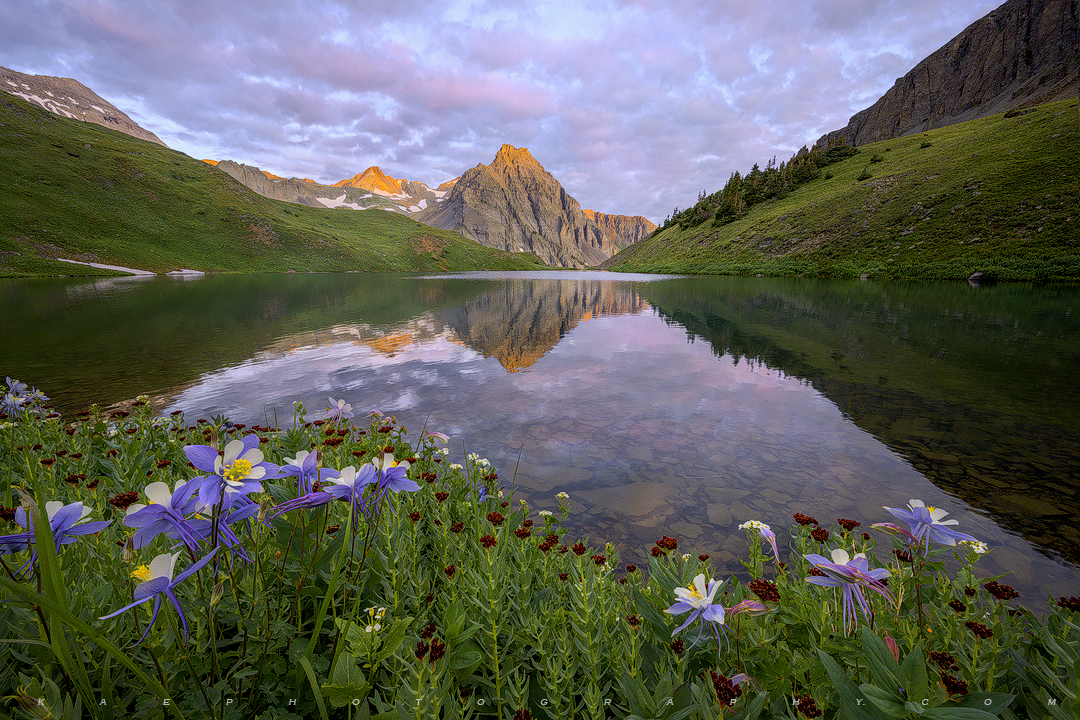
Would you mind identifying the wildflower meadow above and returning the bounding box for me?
[1,377,1077,719]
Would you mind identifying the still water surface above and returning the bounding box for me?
[4,271,1078,603]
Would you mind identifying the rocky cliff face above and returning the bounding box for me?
[416,145,618,268]
[816,0,1078,148]
[1,66,166,146]
[584,209,657,249]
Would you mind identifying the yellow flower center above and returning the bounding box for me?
[224,458,253,483]
[688,585,703,601]
[131,565,152,583]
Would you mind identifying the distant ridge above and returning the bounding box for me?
[0,66,166,147]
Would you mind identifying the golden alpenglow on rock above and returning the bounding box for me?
[416,144,620,268]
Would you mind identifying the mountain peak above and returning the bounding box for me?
[334,166,403,194]
[492,144,539,169]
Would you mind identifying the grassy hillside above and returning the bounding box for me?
[0,94,548,277]
[605,98,1079,281]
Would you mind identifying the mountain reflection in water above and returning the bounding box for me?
[3,272,1076,605]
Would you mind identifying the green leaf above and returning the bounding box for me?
[860,628,901,690]
[297,656,330,720]
[377,616,412,662]
[817,649,887,720]
[322,652,367,709]
[860,684,909,717]
[900,641,929,703]
[944,694,1015,717]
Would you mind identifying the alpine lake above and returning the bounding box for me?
[4,270,1078,606]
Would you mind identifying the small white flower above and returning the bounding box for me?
[739,520,770,531]
[682,553,691,561]
[497,490,504,498]
[364,623,381,633]
[539,510,553,517]
[556,492,569,500]
[437,447,450,456]
[960,540,989,555]
[449,463,462,471]
[467,452,480,462]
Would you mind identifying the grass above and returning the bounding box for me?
[604,98,1080,281]
[0,94,548,277]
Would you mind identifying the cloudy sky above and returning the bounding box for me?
[1,0,1000,223]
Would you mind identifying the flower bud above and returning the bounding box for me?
[210,579,226,609]
[122,537,135,563]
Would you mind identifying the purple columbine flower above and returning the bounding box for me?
[186,499,258,562]
[99,548,219,646]
[804,549,894,634]
[882,500,977,555]
[123,480,205,553]
[324,397,354,423]
[0,501,111,576]
[185,436,281,509]
[272,464,376,523]
[279,450,340,496]
[664,574,731,654]
[368,453,420,514]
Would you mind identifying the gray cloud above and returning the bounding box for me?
[1,0,1001,223]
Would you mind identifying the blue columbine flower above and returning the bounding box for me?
[882,499,977,555]
[123,480,205,553]
[368,453,419,514]
[804,549,894,634]
[273,464,376,524]
[324,397,354,423]
[279,450,340,496]
[1,378,48,419]
[0,501,111,576]
[99,547,219,645]
[185,436,281,509]
[664,573,731,653]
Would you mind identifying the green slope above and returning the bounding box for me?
[0,94,548,277]
[605,98,1079,281]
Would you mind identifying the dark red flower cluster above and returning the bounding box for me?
[352,450,366,458]
[965,621,993,639]
[709,671,743,706]
[69,452,83,459]
[444,564,455,579]
[428,637,445,663]
[155,459,171,468]
[408,511,421,523]
[0,506,16,522]
[571,541,587,556]
[807,567,826,577]
[590,554,607,566]
[379,425,393,434]
[323,437,343,447]
[625,614,641,628]
[655,535,679,552]
[749,578,780,603]
[450,522,464,534]
[108,491,140,510]
[480,534,497,549]
[1058,596,1080,612]
[698,554,710,562]
[435,491,449,502]
[837,518,861,532]
[87,479,99,490]
[793,513,818,526]
[514,526,532,539]
[929,651,959,671]
[940,673,968,696]
[893,549,913,563]
[948,599,967,613]
[523,519,534,528]
[420,622,436,639]
[487,511,505,526]
[512,709,532,720]
[326,524,340,534]
[414,641,429,660]
[537,536,556,553]
[40,458,56,467]
[984,581,1020,601]
[670,639,684,654]
[64,473,86,486]
[557,544,569,554]
[810,527,830,543]
[421,472,437,484]
[796,693,822,718]
[558,573,569,582]
[626,564,637,573]
[964,586,976,597]
[650,546,663,557]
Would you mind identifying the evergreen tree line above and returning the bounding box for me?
[654,140,860,234]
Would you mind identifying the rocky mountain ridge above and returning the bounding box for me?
[416,145,620,268]
[815,0,1078,149]
[0,66,166,146]
[584,209,657,249]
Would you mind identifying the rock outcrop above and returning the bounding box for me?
[816,0,1078,148]
[0,66,166,146]
[584,209,657,249]
[416,145,618,268]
